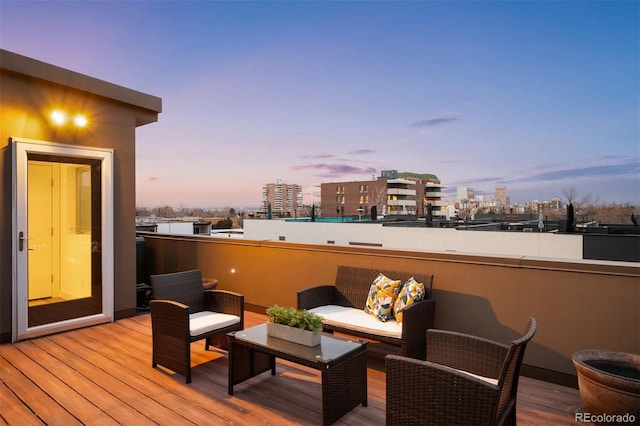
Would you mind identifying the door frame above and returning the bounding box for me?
[11,137,114,341]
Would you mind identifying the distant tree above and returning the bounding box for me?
[213,218,233,229]
[371,187,387,215]
[562,187,578,204]
[229,207,236,217]
[562,187,592,214]
[591,202,637,224]
[457,206,472,222]
[212,207,227,217]
[178,204,193,217]
[155,205,176,218]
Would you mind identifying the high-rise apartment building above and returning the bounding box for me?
[495,185,507,208]
[457,186,468,201]
[262,180,303,217]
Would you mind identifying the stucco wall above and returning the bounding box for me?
[0,53,160,342]
[140,233,639,385]
[244,219,584,259]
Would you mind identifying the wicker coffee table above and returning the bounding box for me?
[228,324,368,425]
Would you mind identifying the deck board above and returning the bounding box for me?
[1,345,84,425]
[0,311,584,425]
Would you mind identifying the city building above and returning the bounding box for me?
[424,182,448,219]
[320,170,442,218]
[397,172,444,218]
[155,220,212,235]
[321,178,388,218]
[457,185,469,201]
[385,178,416,216]
[262,180,303,217]
[495,185,508,209]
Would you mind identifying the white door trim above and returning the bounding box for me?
[11,137,114,341]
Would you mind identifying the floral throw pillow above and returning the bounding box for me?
[393,277,426,323]
[364,273,401,322]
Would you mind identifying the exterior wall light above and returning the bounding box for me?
[50,110,88,127]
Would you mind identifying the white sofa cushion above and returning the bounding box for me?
[189,311,241,337]
[455,369,499,386]
[309,305,402,339]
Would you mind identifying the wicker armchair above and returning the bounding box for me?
[150,269,244,383]
[386,317,537,426]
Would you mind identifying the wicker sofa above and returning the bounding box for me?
[297,265,435,360]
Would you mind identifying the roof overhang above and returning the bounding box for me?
[0,49,162,125]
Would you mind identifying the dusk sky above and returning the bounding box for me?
[2,1,638,208]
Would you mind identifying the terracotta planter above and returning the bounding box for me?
[266,322,321,347]
[572,350,640,420]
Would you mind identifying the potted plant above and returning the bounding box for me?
[266,305,323,347]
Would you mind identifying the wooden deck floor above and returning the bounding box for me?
[1,311,585,425]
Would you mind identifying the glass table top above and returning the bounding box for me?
[231,323,366,365]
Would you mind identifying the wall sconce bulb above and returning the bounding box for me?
[51,110,67,125]
[74,115,87,127]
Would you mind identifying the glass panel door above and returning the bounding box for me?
[26,155,102,327]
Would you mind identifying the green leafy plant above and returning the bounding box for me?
[266,305,323,333]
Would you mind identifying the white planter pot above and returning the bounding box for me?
[266,322,321,347]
